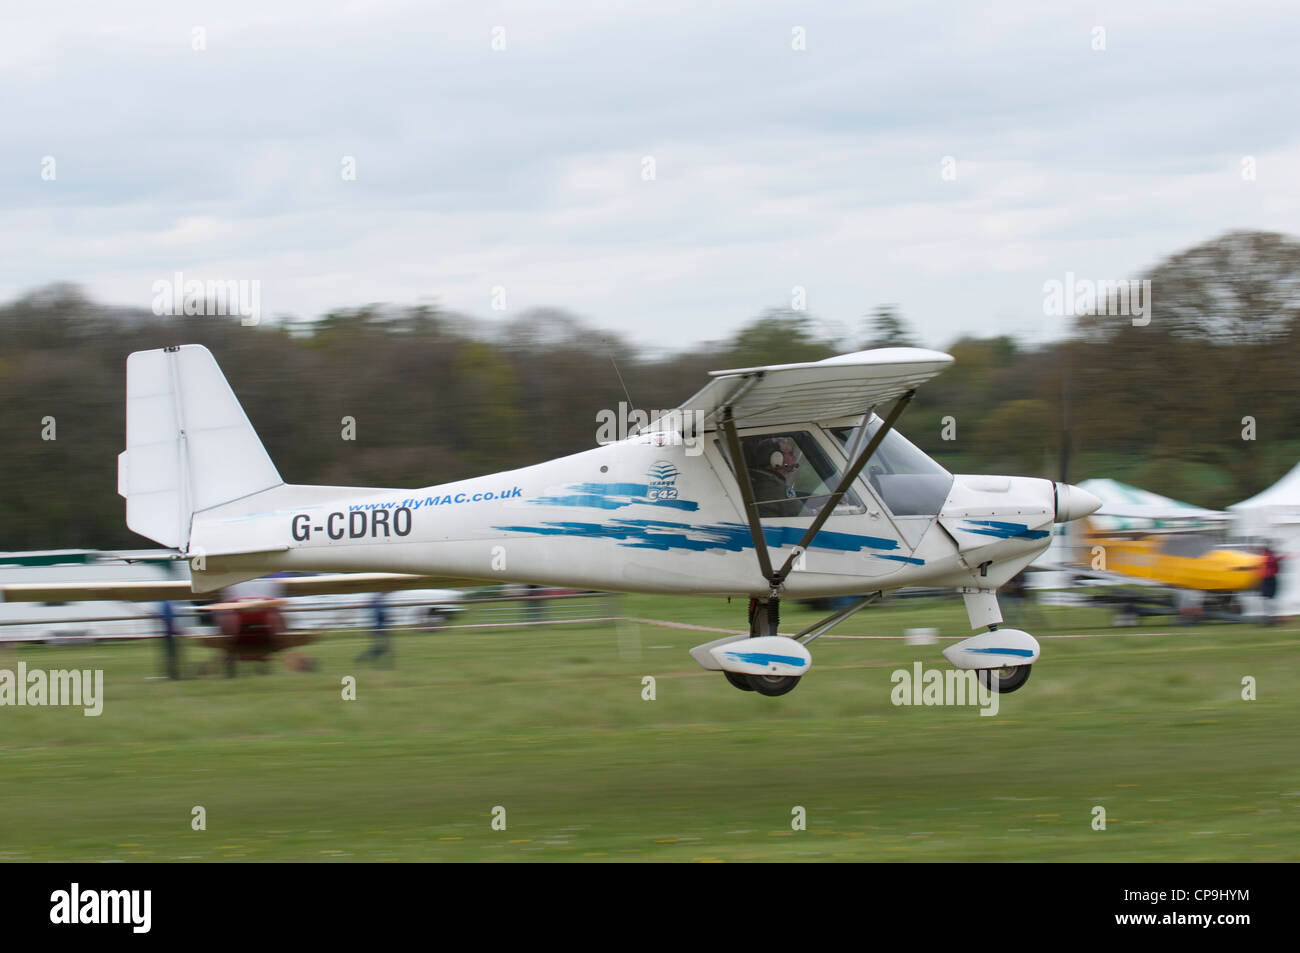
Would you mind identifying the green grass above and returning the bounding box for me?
[1,593,1297,862]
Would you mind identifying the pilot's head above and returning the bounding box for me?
[750,436,800,479]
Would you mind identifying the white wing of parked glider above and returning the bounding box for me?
[0,573,479,604]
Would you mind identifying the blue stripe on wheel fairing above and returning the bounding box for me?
[722,651,807,668]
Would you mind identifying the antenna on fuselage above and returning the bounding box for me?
[1059,361,1072,485]
[610,354,638,433]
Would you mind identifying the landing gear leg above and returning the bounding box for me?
[748,597,779,637]
[723,598,777,692]
[740,597,801,697]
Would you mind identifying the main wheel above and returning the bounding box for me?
[741,598,797,695]
[724,670,755,692]
[978,664,1031,694]
[746,673,801,697]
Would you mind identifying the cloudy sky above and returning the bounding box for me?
[3,0,1298,351]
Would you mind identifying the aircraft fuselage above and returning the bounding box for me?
[189,419,1058,598]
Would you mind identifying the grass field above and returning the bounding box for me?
[2,593,1298,862]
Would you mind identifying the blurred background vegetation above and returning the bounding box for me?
[3,228,1299,551]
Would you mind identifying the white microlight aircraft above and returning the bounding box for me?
[100,345,1099,695]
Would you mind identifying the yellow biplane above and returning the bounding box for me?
[1071,479,1261,593]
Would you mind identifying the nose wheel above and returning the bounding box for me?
[745,672,802,696]
[726,668,803,696]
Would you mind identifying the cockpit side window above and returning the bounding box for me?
[716,430,864,519]
[829,417,954,516]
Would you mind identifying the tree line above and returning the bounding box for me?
[1,230,1297,551]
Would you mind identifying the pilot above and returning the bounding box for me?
[747,436,804,517]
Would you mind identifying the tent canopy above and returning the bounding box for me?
[1229,461,1300,513]
[1078,478,1223,532]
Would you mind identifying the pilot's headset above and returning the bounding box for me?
[749,437,790,471]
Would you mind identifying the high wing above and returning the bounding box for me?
[0,572,480,604]
[648,347,954,432]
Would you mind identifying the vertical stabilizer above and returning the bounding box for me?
[117,345,282,550]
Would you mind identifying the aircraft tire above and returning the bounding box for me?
[724,670,756,692]
[746,673,801,697]
[978,664,1031,694]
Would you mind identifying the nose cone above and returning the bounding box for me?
[1054,482,1102,523]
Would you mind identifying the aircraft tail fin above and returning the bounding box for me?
[118,345,283,551]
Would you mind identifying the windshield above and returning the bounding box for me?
[829,416,954,516]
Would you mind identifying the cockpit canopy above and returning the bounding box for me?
[829,415,954,516]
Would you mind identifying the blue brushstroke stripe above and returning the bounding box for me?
[960,519,1050,541]
[529,482,700,512]
[491,518,914,557]
[723,651,807,668]
[532,493,699,512]
[967,647,1036,658]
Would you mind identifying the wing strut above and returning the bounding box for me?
[721,390,916,595]
[719,406,774,582]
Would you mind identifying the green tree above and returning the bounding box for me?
[862,305,916,349]
[722,308,837,368]
[971,399,1057,477]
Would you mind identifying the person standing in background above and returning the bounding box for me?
[1259,543,1283,625]
[356,591,394,664]
[158,600,182,679]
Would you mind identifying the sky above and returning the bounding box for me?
[3,0,1298,352]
